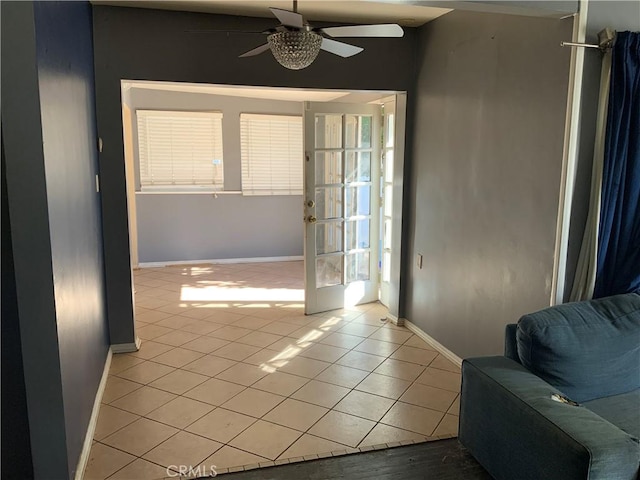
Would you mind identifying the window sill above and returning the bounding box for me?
[135,190,242,195]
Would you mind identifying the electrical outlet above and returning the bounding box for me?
[416,254,423,269]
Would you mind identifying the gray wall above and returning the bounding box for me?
[563,0,640,299]
[1,131,34,477]
[128,88,304,263]
[404,10,572,357]
[137,195,303,261]
[92,5,417,345]
[2,2,109,477]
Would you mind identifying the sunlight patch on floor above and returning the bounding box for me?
[259,345,303,373]
[180,285,305,303]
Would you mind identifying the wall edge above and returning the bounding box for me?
[404,319,463,366]
[73,348,112,480]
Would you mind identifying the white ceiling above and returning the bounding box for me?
[92,0,451,27]
[122,80,399,104]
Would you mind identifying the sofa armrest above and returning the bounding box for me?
[459,356,639,480]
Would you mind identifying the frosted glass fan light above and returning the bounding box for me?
[267,31,323,70]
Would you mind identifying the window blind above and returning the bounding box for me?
[137,110,224,190]
[240,113,303,196]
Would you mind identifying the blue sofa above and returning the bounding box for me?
[459,293,640,480]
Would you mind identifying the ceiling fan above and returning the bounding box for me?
[237,1,404,70]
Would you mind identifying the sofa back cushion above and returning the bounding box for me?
[516,293,640,402]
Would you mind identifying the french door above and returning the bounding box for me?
[303,102,381,315]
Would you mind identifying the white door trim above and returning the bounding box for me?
[551,5,587,305]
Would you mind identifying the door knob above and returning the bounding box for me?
[306,215,317,224]
[306,200,315,208]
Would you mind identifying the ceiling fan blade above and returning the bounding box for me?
[320,38,363,58]
[321,24,404,38]
[186,29,266,34]
[269,8,304,28]
[239,43,271,58]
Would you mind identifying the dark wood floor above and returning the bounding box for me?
[218,439,493,480]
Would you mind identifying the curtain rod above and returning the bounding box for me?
[561,28,616,52]
[561,41,603,49]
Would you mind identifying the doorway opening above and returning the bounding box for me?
[120,80,407,318]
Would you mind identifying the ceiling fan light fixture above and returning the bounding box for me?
[267,31,323,70]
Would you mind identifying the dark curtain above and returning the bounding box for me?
[594,31,640,298]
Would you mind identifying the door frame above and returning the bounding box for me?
[380,96,395,309]
[385,93,407,322]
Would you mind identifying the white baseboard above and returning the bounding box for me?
[74,348,112,480]
[138,255,303,269]
[111,336,141,354]
[404,320,463,367]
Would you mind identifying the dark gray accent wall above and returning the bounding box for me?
[128,88,304,263]
[1,3,69,477]
[92,5,417,343]
[563,0,640,299]
[1,130,34,478]
[404,10,572,357]
[33,3,110,474]
[2,1,109,478]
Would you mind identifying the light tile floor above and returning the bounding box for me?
[86,261,460,479]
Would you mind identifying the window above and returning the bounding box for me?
[240,113,303,196]
[137,110,223,191]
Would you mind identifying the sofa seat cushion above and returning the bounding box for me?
[516,293,640,402]
[584,389,640,440]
